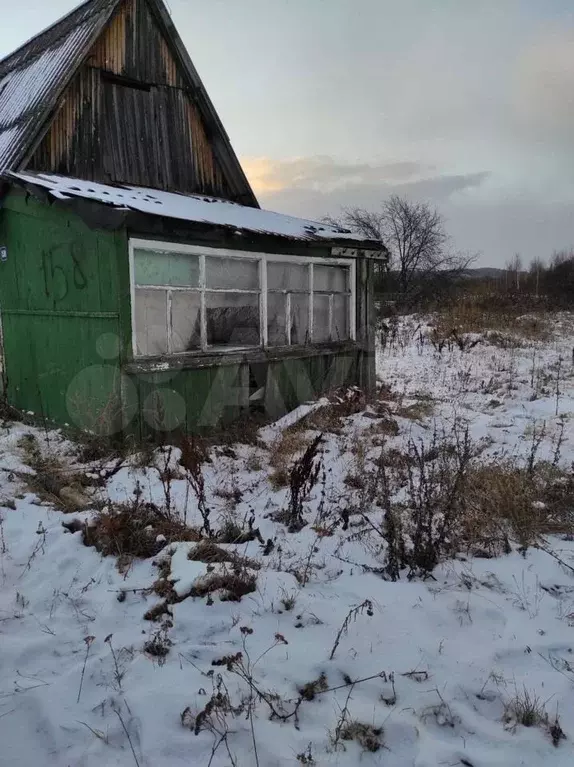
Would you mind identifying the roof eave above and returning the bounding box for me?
[5,173,383,252]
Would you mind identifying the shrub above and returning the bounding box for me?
[370,427,574,579]
[274,435,323,532]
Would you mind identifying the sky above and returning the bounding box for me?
[2,0,574,266]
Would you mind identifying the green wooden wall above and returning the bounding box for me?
[125,350,359,440]
[0,190,365,440]
[0,191,128,435]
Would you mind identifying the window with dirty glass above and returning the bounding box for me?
[312,264,352,342]
[205,257,261,348]
[132,242,354,357]
[133,248,201,356]
[133,247,261,355]
[266,262,310,346]
[266,261,352,346]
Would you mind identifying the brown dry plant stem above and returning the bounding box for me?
[180,436,212,536]
[329,600,374,660]
[113,704,141,767]
[286,435,323,532]
[77,635,95,704]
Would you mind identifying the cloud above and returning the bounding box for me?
[513,28,574,150]
[242,156,431,195]
[242,156,487,202]
[242,156,574,267]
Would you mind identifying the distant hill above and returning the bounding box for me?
[462,267,505,279]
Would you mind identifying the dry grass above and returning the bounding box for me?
[245,452,264,472]
[213,484,243,507]
[187,541,260,570]
[298,387,369,435]
[18,433,96,512]
[463,462,574,554]
[144,601,171,622]
[297,406,345,434]
[368,417,400,437]
[83,504,200,559]
[338,721,384,752]
[199,412,268,448]
[215,514,264,544]
[188,568,257,602]
[269,429,310,489]
[394,400,435,421]
[503,688,549,730]
[298,672,328,701]
[429,301,551,344]
[344,473,366,489]
[268,388,371,487]
[143,629,172,660]
[485,331,523,349]
[377,382,402,403]
[368,427,574,578]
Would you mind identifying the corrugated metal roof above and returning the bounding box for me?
[0,0,118,174]
[0,0,258,207]
[10,171,383,249]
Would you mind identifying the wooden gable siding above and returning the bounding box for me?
[89,0,181,87]
[27,0,232,199]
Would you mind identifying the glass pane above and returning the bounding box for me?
[206,257,259,290]
[314,264,348,293]
[206,293,260,347]
[313,294,331,343]
[291,294,310,345]
[267,293,287,346]
[171,292,201,352]
[267,262,308,291]
[333,294,350,340]
[134,288,168,356]
[134,248,199,287]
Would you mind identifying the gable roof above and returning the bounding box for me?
[10,171,384,250]
[0,0,258,206]
[0,0,117,174]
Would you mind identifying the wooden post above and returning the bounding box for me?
[355,256,376,396]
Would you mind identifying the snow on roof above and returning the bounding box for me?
[0,0,257,205]
[11,172,376,245]
[0,0,117,173]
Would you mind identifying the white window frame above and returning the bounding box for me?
[129,239,356,358]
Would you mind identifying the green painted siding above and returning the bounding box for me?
[126,363,250,440]
[0,190,369,440]
[0,190,126,434]
[127,351,359,439]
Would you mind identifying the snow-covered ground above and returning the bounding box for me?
[2,314,574,766]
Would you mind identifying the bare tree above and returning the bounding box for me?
[327,196,474,303]
[529,257,544,299]
[512,253,523,290]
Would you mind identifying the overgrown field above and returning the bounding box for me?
[2,312,574,765]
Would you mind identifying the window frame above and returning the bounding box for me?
[129,239,357,359]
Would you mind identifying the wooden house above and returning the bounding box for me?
[0,0,384,439]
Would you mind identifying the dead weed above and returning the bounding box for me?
[81,504,200,559]
[394,400,435,421]
[338,721,384,752]
[189,568,257,602]
[187,540,260,570]
[18,433,95,512]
